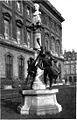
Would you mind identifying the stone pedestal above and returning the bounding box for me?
[32,67,46,90]
[17,89,62,115]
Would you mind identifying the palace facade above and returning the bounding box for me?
[0,0,64,87]
[63,50,77,83]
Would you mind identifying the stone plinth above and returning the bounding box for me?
[17,89,62,115]
[32,68,46,90]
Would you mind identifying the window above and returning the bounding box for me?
[56,40,60,56]
[27,30,31,48]
[3,12,12,40]
[42,13,47,25]
[16,19,23,44]
[5,54,13,79]
[50,19,55,30]
[69,76,72,83]
[51,37,55,53]
[4,20,9,40]
[17,26,22,44]
[45,34,49,51]
[18,56,24,80]
[27,6,30,17]
[73,76,76,82]
[45,40,48,51]
[16,1,23,13]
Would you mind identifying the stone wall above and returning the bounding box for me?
[0,0,64,83]
[0,45,34,79]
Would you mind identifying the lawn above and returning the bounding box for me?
[1,85,76,119]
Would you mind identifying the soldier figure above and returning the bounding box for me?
[27,47,60,89]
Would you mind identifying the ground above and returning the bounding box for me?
[1,85,76,119]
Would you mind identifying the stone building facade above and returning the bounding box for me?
[0,0,64,86]
[63,50,77,83]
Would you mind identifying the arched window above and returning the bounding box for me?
[69,76,72,83]
[18,56,24,80]
[56,40,60,56]
[5,53,13,79]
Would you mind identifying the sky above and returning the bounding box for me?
[48,0,77,53]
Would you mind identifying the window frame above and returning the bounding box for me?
[16,20,23,44]
[51,36,55,53]
[16,1,23,14]
[56,40,60,56]
[16,25,22,44]
[3,12,12,40]
[5,53,13,80]
[4,19,10,40]
[27,29,31,48]
[18,56,24,80]
[26,5,31,19]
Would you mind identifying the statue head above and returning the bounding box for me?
[27,57,34,65]
[29,57,34,63]
[54,59,57,63]
[45,51,51,59]
[34,3,40,12]
[45,51,51,56]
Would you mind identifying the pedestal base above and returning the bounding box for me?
[17,89,62,115]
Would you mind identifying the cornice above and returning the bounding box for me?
[40,4,61,24]
[44,0,64,22]
[0,38,34,55]
[32,0,65,22]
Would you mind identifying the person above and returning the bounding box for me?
[27,57,37,78]
[39,51,54,88]
[39,50,60,88]
[27,57,37,88]
[52,59,58,84]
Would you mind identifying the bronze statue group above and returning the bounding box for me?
[27,46,61,89]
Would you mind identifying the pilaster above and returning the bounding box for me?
[0,2,4,38]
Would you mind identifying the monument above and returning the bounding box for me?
[17,3,62,115]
